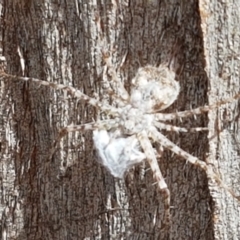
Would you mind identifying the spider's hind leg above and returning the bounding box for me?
[150,126,240,201]
[138,131,171,229]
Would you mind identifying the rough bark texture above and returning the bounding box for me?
[0,0,239,239]
[200,1,240,239]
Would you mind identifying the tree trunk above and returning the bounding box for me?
[0,0,239,239]
[200,1,240,239]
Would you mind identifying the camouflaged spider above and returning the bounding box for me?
[2,62,240,225]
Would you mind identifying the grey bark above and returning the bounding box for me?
[200,1,240,239]
[0,0,239,239]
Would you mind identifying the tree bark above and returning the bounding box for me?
[200,1,240,239]
[0,0,239,239]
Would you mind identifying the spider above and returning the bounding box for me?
[1,62,240,226]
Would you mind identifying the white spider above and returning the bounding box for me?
[1,62,240,226]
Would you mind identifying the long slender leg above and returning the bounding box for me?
[150,127,240,201]
[154,121,208,132]
[155,93,240,121]
[138,131,171,228]
[59,119,119,137]
[0,72,119,114]
[103,86,128,105]
[103,52,129,102]
[49,120,120,161]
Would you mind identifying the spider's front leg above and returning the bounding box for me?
[102,52,130,106]
[138,130,171,228]
[0,72,119,114]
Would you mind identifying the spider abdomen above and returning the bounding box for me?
[130,65,180,112]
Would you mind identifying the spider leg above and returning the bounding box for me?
[150,127,240,201]
[155,93,240,121]
[58,119,120,138]
[154,121,208,132]
[49,120,120,160]
[103,52,129,103]
[0,72,119,114]
[138,131,171,227]
[104,86,129,107]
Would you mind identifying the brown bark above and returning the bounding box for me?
[0,0,239,239]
